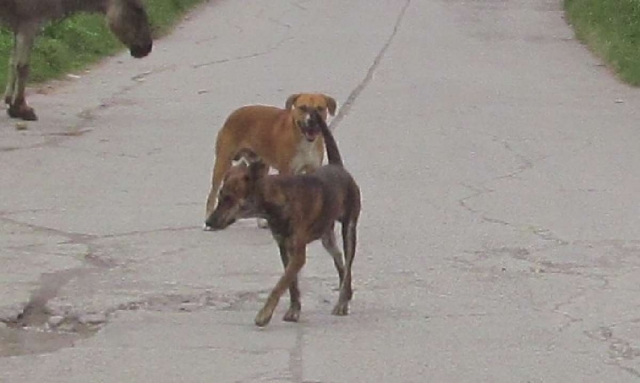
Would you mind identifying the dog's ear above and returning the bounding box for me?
[285,94,300,110]
[324,95,337,116]
[248,161,267,180]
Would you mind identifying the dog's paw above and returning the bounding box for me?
[255,308,274,327]
[283,307,301,322]
[331,303,349,316]
[203,224,214,231]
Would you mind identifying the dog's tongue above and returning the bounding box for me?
[305,130,319,141]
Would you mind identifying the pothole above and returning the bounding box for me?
[0,303,101,358]
[0,267,103,358]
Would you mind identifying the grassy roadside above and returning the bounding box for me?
[564,0,640,86]
[0,0,207,88]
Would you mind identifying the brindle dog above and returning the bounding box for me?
[206,110,361,327]
[0,0,153,121]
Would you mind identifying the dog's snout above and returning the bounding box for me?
[204,216,217,230]
[205,210,237,231]
[205,213,223,231]
[309,110,323,125]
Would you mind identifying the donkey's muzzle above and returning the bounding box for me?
[130,42,152,58]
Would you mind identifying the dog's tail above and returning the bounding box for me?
[313,111,343,167]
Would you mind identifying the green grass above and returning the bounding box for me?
[0,0,205,88]
[564,0,640,86]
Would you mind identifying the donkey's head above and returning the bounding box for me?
[106,0,153,58]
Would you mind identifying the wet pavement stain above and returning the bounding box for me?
[0,325,88,358]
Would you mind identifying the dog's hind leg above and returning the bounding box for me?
[332,220,357,316]
[321,228,345,289]
[256,243,306,327]
[278,240,302,322]
[204,149,234,223]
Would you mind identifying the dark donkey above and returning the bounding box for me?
[0,0,153,121]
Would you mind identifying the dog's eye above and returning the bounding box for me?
[317,106,325,112]
[299,106,309,113]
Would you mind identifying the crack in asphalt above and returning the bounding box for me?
[451,135,640,344]
[0,286,275,358]
[288,327,304,383]
[458,182,509,226]
[192,3,296,69]
[192,37,294,69]
[0,108,95,153]
[457,241,627,281]
[456,135,555,235]
[585,325,640,378]
[0,63,174,157]
[458,182,569,248]
[0,212,200,242]
[329,0,411,129]
[0,213,205,345]
[552,283,598,333]
[455,237,640,357]
[490,138,539,182]
[0,215,97,243]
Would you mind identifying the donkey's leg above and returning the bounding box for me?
[4,33,17,106]
[8,23,38,121]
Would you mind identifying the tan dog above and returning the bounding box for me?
[204,93,337,226]
[206,109,361,327]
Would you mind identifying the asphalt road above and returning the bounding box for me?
[2,0,640,382]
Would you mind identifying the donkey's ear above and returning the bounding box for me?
[285,94,300,110]
[324,95,337,116]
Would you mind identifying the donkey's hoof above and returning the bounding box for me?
[331,302,349,316]
[8,104,37,121]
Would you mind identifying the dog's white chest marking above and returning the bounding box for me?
[290,139,322,173]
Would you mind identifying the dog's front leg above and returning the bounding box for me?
[255,243,306,327]
[277,240,302,322]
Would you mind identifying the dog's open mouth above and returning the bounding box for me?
[297,119,321,142]
[303,129,320,142]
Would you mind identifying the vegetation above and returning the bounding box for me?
[564,0,640,86]
[0,0,205,88]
